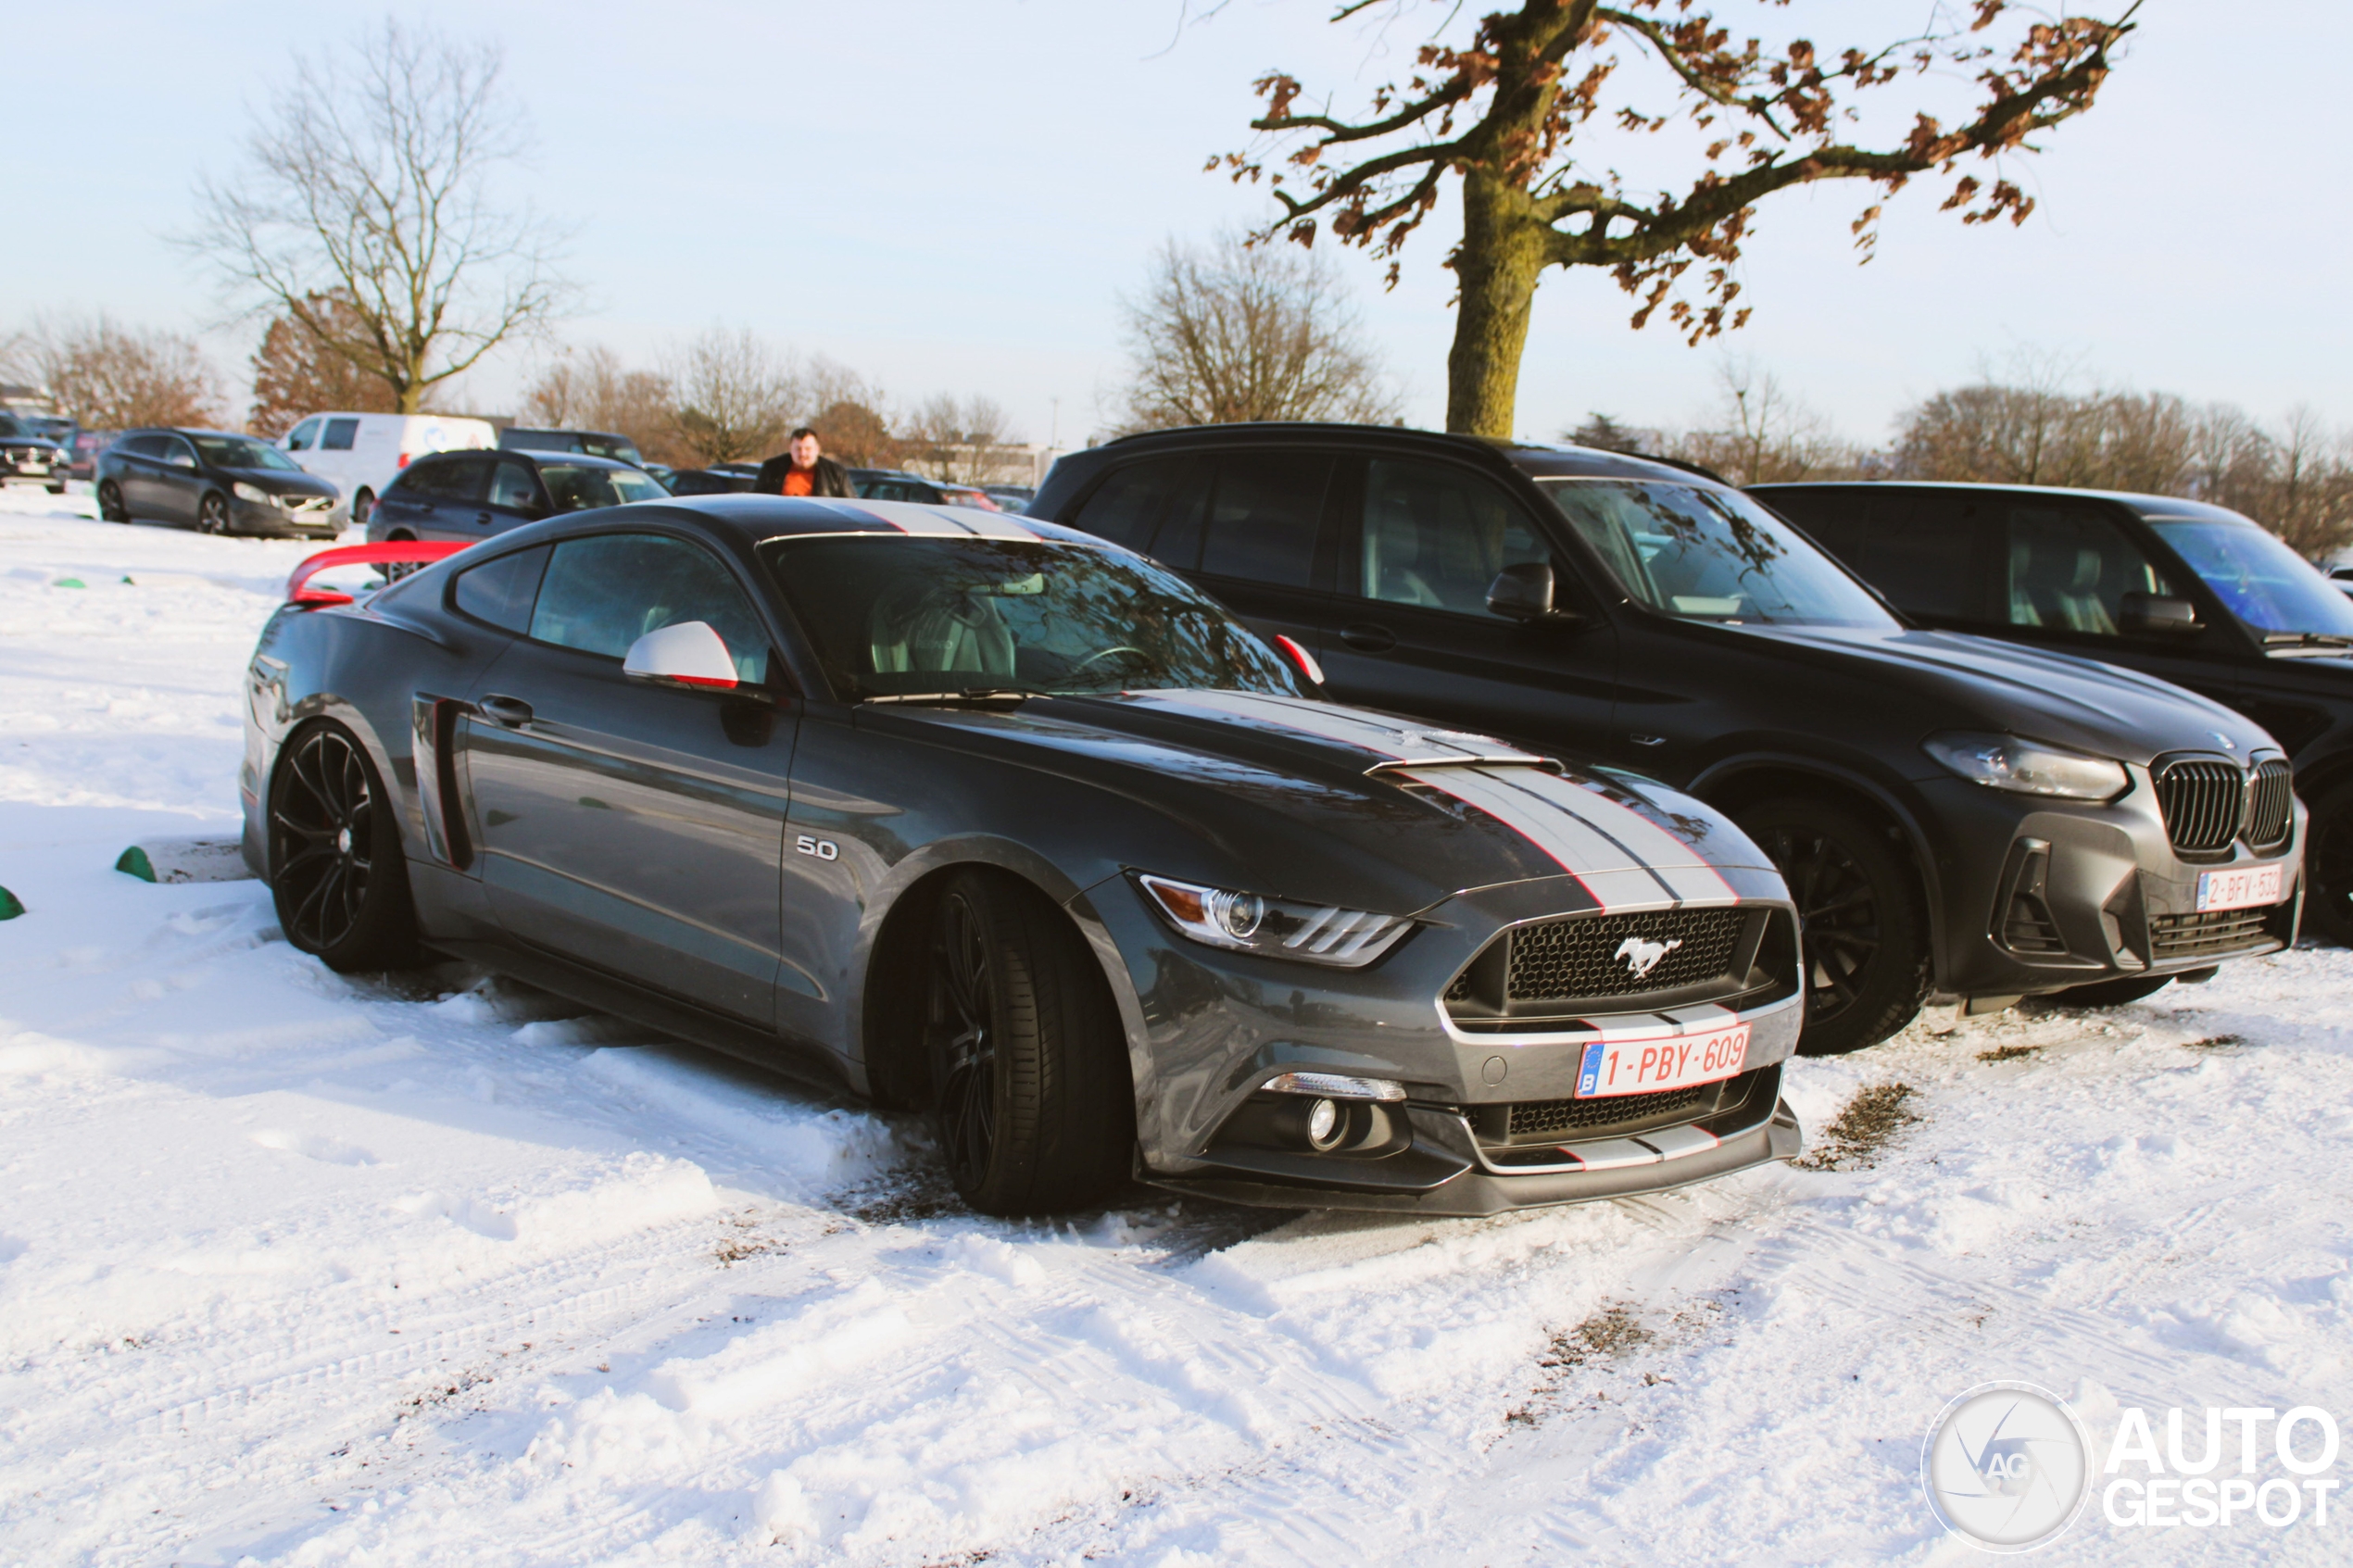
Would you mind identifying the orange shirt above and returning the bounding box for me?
[783,466,815,496]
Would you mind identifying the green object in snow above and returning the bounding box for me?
[0,886,23,920]
[115,846,157,882]
[54,577,85,588]
[121,575,135,584]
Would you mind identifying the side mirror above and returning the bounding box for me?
[623,621,738,690]
[2119,592,2201,636]
[1487,561,1572,623]
[170,451,197,469]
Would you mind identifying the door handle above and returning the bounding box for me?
[1340,622,1398,653]
[473,511,492,526]
[479,694,535,727]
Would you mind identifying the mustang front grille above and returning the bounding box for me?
[1503,907,1748,1002]
[2151,908,2274,959]
[1507,1085,1709,1138]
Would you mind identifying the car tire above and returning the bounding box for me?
[97,481,129,522]
[1736,797,1931,1056]
[267,721,424,972]
[2045,973,2174,1008]
[351,489,375,527]
[197,492,231,535]
[2305,779,2353,947]
[925,868,1133,1216]
[379,532,422,581]
[46,480,65,495]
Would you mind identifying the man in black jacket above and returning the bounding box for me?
[753,427,855,497]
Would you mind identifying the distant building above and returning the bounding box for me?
[903,443,1069,488]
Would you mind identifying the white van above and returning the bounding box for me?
[281,412,497,525]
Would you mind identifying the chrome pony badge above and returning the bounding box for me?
[1615,935,1681,978]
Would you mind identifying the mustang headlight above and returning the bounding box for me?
[232,482,276,504]
[1134,872,1413,967]
[1922,731,2129,800]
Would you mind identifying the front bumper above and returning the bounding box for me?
[233,494,341,536]
[1085,865,1807,1213]
[1916,771,2306,1000]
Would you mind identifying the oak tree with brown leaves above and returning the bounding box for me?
[1218,1,2136,436]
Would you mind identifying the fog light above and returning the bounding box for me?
[1305,1098,1340,1148]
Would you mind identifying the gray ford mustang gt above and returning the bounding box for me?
[240,495,1806,1215]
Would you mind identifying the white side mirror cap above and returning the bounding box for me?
[623,620,737,689]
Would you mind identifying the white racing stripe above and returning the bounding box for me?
[845,498,1041,540]
[1141,689,1541,766]
[1466,766,1735,906]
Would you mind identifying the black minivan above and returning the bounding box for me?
[1029,425,2307,1054]
[1754,482,2353,946]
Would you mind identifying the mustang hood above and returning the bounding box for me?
[866,689,1772,917]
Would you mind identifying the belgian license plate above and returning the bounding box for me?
[21,460,46,472]
[1576,1022,1752,1098]
[2196,863,2282,912]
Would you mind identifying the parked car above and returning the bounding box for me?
[68,429,116,482]
[94,429,340,536]
[981,484,1037,514]
[282,412,498,526]
[1029,424,2308,1054]
[849,469,1001,508]
[0,413,70,493]
[365,448,667,550]
[241,496,1806,1215]
[664,464,761,497]
[1753,482,2353,947]
[498,427,648,469]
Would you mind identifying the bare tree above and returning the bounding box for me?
[248,294,398,436]
[664,327,799,465]
[180,19,571,414]
[1563,412,1650,453]
[16,316,223,430]
[1666,358,1858,484]
[803,358,905,469]
[905,394,1021,484]
[1115,233,1400,432]
[521,345,682,464]
[1221,2,2134,436]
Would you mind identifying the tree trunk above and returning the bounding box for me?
[1444,169,1547,437]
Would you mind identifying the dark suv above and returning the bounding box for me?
[1029,425,2307,1054]
[1754,482,2353,945]
[366,448,666,546]
[497,428,647,468]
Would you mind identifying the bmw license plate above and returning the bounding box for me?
[2196,863,2282,912]
[1576,1022,1751,1098]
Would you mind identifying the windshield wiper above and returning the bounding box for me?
[2261,632,2353,648]
[861,688,1041,706]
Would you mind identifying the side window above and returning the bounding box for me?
[1357,458,1551,617]
[1071,458,1190,552]
[164,436,198,467]
[125,434,170,460]
[398,456,487,501]
[1197,452,1334,589]
[2005,503,2175,636]
[286,418,320,451]
[321,418,360,452]
[1789,491,1994,624]
[487,460,541,511]
[450,545,550,633]
[528,533,770,684]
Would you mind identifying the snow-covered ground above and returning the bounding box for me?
[2,491,2347,1566]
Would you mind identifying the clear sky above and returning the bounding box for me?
[6,1,2344,450]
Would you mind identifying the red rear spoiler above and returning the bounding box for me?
[284,542,472,607]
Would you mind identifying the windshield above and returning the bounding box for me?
[2146,519,2353,638]
[762,535,1302,700]
[1538,479,1898,628]
[0,415,27,438]
[539,463,666,511]
[192,435,300,471]
[579,436,643,465]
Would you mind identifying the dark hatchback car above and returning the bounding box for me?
[1755,483,2353,945]
[1029,424,2307,1054]
[366,447,668,546]
[95,428,340,536]
[498,427,647,469]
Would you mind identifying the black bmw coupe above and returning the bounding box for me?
[240,496,1805,1215]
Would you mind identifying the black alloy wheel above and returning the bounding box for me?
[922,869,1133,1215]
[2307,783,2353,947]
[197,492,231,535]
[97,481,129,521]
[379,533,422,582]
[268,722,422,972]
[1737,797,1931,1056]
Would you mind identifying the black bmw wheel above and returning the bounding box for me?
[1738,798,1931,1056]
[197,492,231,535]
[268,722,422,971]
[924,870,1132,1215]
[2307,782,2353,947]
[97,481,129,522]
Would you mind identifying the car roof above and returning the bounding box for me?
[1088,421,1722,486]
[493,448,641,471]
[1748,479,2259,526]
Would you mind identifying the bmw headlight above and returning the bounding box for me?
[1922,732,2129,800]
[232,482,276,505]
[1134,872,1414,967]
